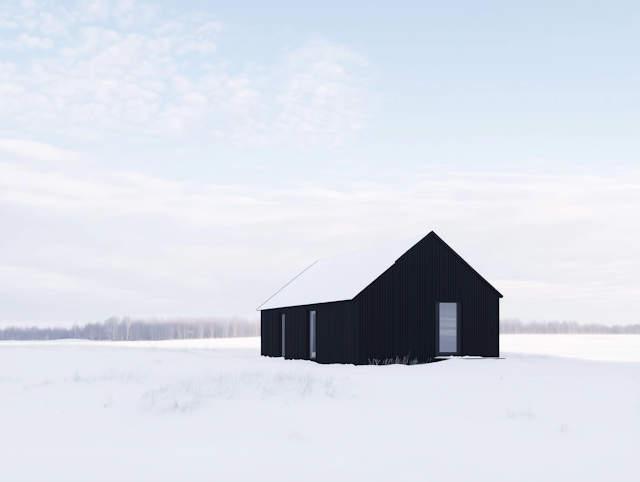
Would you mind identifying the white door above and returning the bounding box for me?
[281,314,285,358]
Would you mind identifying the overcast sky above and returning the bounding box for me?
[1,0,639,326]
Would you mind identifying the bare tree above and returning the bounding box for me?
[123,316,132,341]
[105,317,120,341]
[0,315,264,341]
[500,319,640,334]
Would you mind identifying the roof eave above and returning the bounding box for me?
[427,231,504,299]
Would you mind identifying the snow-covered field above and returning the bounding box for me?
[1,336,639,482]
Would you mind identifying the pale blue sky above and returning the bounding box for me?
[0,0,638,325]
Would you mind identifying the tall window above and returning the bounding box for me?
[438,302,458,354]
[281,314,285,358]
[309,311,317,359]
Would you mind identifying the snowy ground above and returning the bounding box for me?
[1,336,639,482]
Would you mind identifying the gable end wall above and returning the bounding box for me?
[355,234,500,363]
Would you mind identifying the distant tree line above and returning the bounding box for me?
[3,317,639,340]
[500,318,640,334]
[0,316,260,341]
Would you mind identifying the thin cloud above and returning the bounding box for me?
[0,1,373,147]
[1,142,639,324]
[230,39,374,148]
[0,138,79,162]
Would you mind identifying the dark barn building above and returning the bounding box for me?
[258,232,503,364]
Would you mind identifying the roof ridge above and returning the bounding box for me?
[316,234,425,262]
[257,235,425,310]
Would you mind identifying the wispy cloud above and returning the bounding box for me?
[1,141,639,324]
[0,138,79,162]
[232,40,373,148]
[1,2,637,327]
[0,1,373,147]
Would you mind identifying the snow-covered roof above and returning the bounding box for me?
[257,235,424,311]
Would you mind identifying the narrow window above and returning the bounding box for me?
[281,314,285,358]
[438,302,458,354]
[309,311,316,359]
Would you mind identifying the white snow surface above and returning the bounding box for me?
[1,335,639,481]
[257,235,423,310]
[501,334,640,363]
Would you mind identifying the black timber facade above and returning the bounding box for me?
[260,232,502,364]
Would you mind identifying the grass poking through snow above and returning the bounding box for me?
[140,369,345,412]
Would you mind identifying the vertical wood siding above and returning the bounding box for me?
[261,232,501,364]
[261,300,358,364]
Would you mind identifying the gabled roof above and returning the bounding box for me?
[257,232,502,311]
[257,235,423,310]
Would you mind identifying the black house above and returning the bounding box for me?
[258,232,503,364]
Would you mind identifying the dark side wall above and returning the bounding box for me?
[261,232,500,364]
[261,300,358,364]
